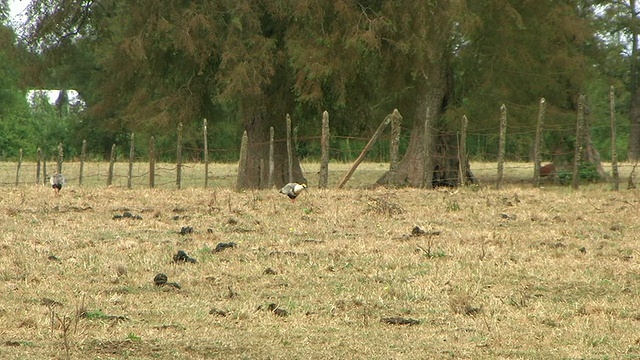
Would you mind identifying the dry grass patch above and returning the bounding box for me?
[0,183,639,359]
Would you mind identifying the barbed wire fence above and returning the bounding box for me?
[3,94,638,190]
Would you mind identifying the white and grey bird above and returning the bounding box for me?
[50,173,65,194]
[279,182,307,202]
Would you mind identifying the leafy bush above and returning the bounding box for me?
[556,162,602,184]
[579,161,602,182]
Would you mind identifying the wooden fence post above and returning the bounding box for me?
[389,109,402,186]
[15,149,22,186]
[344,138,352,162]
[43,158,47,186]
[422,107,433,189]
[176,122,183,189]
[36,147,42,185]
[496,104,507,190]
[610,87,619,191]
[259,158,265,188]
[572,95,586,190]
[149,136,156,188]
[107,144,116,186]
[57,143,64,174]
[294,125,299,156]
[319,111,330,188]
[203,118,209,188]
[286,114,293,184]
[128,133,135,189]
[236,130,249,191]
[458,115,468,186]
[338,110,396,189]
[533,98,546,188]
[79,140,87,186]
[268,127,275,188]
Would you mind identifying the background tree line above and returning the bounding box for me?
[0,0,638,186]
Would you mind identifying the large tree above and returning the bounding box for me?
[343,0,459,187]
[24,1,329,185]
[22,0,394,186]
[372,1,593,186]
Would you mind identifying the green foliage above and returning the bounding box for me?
[336,138,355,162]
[424,249,447,259]
[0,0,8,26]
[125,333,142,342]
[207,118,244,162]
[0,26,79,160]
[0,27,21,109]
[0,111,36,159]
[83,309,109,320]
[556,162,603,184]
[448,1,599,161]
[0,92,86,161]
[583,78,629,161]
[578,161,603,182]
[0,27,35,159]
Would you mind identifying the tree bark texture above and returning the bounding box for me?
[629,0,640,161]
[377,61,475,188]
[238,105,305,189]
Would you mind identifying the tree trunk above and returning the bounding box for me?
[629,0,640,161]
[238,104,305,189]
[377,62,475,187]
[629,92,640,161]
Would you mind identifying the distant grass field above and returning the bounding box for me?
[0,162,639,359]
[2,160,636,189]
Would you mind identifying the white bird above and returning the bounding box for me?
[50,173,65,194]
[279,182,307,202]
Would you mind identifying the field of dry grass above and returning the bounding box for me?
[4,160,637,189]
[1,162,639,359]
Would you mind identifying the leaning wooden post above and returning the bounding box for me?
[15,149,22,186]
[176,122,183,189]
[533,98,546,188]
[458,115,469,186]
[79,140,87,186]
[319,111,330,188]
[610,87,619,191]
[286,114,294,184]
[268,127,275,188]
[422,107,434,189]
[389,109,402,186]
[236,130,249,191]
[149,136,156,188]
[203,118,209,188]
[338,111,394,189]
[572,95,586,190]
[36,147,42,185]
[496,104,507,190]
[127,133,135,189]
[57,143,64,174]
[107,143,116,186]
